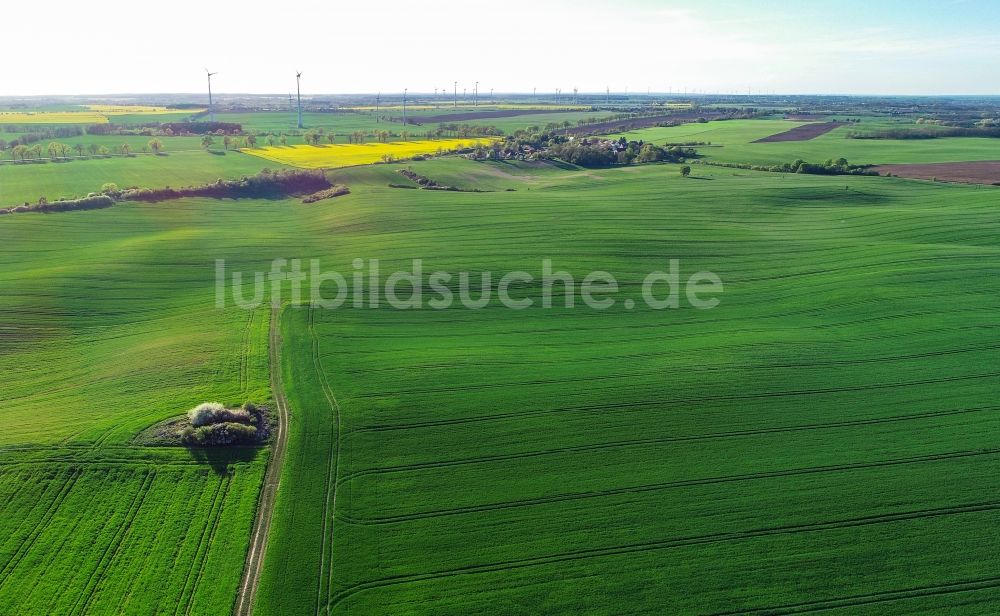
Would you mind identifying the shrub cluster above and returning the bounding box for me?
[301,185,351,203]
[181,402,263,446]
[182,422,258,446]
[188,402,251,427]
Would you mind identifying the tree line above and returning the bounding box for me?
[2,139,165,162]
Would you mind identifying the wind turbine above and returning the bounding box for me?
[454,81,458,108]
[205,68,218,122]
[295,71,303,129]
[474,81,479,107]
[375,92,380,123]
[403,88,408,129]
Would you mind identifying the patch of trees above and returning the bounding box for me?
[697,158,877,176]
[181,402,266,447]
[848,126,1000,140]
[113,168,332,202]
[468,133,696,168]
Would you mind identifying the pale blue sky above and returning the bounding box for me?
[6,0,1000,95]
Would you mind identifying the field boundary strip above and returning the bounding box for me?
[234,303,290,616]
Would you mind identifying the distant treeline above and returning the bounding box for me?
[86,122,243,136]
[0,125,83,148]
[848,127,1000,140]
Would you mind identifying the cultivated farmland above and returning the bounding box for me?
[2,93,999,616]
[242,139,497,169]
[249,160,1000,614]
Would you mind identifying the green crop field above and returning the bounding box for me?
[247,160,997,614]
[0,149,284,204]
[2,99,999,615]
[612,119,1000,166]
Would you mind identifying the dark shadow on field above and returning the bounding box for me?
[686,176,714,180]
[546,159,583,171]
[207,150,227,156]
[186,445,260,475]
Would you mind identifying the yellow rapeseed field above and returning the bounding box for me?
[0,105,203,124]
[85,105,203,115]
[241,138,497,169]
[0,111,110,124]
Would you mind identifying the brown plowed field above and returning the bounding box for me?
[874,161,1000,185]
[754,121,842,142]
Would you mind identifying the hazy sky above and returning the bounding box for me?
[5,0,1000,96]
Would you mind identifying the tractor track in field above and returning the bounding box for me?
[174,477,228,616]
[706,575,1000,615]
[0,468,82,589]
[338,406,999,484]
[345,365,999,400]
[350,372,1000,433]
[182,475,234,616]
[337,448,1000,525]
[238,309,255,394]
[310,305,343,616]
[72,470,157,615]
[329,500,1000,608]
[234,303,289,616]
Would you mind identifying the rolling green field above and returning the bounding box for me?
[2,108,999,614]
[0,195,320,612]
[250,161,997,613]
[0,150,283,204]
[612,119,1000,166]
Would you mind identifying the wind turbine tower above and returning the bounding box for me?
[205,69,218,122]
[474,81,479,106]
[295,71,303,129]
[454,81,458,108]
